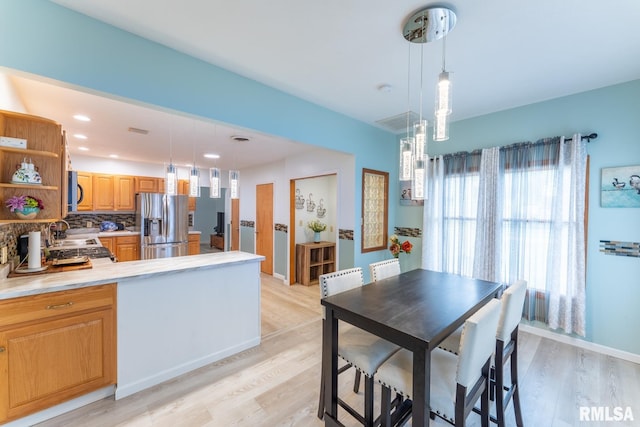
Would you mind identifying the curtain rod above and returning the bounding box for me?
[565,132,598,142]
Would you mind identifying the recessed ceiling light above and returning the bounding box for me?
[78,147,89,151]
[204,153,220,159]
[74,134,88,140]
[73,114,91,122]
[109,154,119,158]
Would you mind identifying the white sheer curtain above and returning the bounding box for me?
[423,135,588,336]
[473,147,502,282]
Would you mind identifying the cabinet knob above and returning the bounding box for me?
[0,347,5,353]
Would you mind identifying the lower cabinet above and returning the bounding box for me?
[100,236,140,262]
[188,234,200,255]
[0,284,116,423]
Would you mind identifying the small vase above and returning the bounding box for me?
[14,206,40,220]
[314,231,321,243]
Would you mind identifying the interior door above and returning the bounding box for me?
[256,183,273,275]
[231,198,240,250]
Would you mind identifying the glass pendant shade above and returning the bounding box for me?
[399,137,414,181]
[433,111,450,142]
[229,170,240,199]
[412,158,426,200]
[209,167,221,198]
[435,71,452,114]
[413,119,427,159]
[189,166,200,197]
[165,163,177,195]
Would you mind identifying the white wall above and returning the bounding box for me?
[294,175,337,244]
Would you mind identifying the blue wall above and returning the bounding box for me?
[0,0,398,274]
[405,80,639,355]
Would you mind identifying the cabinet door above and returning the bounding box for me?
[188,234,200,255]
[99,236,114,252]
[134,176,159,193]
[92,174,114,210]
[77,172,93,211]
[0,309,115,422]
[114,175,135,211]
[116,235,139,261]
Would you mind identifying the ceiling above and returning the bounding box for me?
[10,1,640,168]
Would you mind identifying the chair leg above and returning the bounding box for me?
[353,369,361,393]
[363,375,374,426]
[380,385,392,427]
[317,365,325,419]
[511,333,524,427]
[480,377,490,427]
[495,343,505,427]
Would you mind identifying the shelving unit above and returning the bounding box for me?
[0,110,66,223]
[295,241,336,286]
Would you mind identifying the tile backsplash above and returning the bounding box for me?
[64,213,136,229]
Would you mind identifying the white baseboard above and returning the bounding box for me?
[272,272,288,285]
[519,323,640,365]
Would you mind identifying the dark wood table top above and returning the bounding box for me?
[321,268,503,351]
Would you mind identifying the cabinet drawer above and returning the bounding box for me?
[0,284,115,328]
[116,235,138,244]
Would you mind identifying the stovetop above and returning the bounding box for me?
[48,246,115,260]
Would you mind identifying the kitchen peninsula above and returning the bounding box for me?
[0,251,263,425]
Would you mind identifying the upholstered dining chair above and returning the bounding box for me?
[369,258,401,282]
[318,267,400,425]
[375,298,502,427]
[439,279,527,427]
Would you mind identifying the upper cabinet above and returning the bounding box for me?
[77,171,93,211]
[178,179,197,212]
[0,110,66,223]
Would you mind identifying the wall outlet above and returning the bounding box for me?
[330,226,334,232]
[86,221,93,228]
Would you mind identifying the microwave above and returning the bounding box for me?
[67,171,84,212]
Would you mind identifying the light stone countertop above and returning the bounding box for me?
[0,251,264,300]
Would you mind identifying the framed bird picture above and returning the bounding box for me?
[601,165,640,207]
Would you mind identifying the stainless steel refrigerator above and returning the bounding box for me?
[136,193,189,259]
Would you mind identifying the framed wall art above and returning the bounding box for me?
[601,165,640,208]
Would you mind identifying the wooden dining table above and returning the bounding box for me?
[320,268,503,427]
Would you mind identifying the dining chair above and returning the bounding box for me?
[369,258,401,282]
[375,298,502,427]
[318,267,400,425]
[439,279,527,427]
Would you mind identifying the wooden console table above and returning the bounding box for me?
[210,234,224,250]
[295,241,336,286]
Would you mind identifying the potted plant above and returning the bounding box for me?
[307,219,327,243]
[5,195,45,219]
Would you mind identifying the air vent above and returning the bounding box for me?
[128,127,149,135]
[231,135,250,142]
[375,111,420,133]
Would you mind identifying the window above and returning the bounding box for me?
[361,168,388,253]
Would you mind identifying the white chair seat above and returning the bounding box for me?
[375,347,460,424]
[340,328,399,376]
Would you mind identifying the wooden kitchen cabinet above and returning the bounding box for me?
[178,179,197,211]
[115,235,140,262]
[92,174,114,210]
[77,171,93,211]
[0,284,116,423]
[99,236,114,252]
[295,242,336,286]
[134,176,161,193]
[0,110,66,223]
[188,233,200,255]
[114,175,135,210]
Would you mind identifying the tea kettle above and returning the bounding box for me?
[12,158,42,185]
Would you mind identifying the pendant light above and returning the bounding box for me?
[209,167,221,198]
[229,170,240,199]
[165,124,177,195]
[189,122,200,197]
[434,30,452,142]
[399,43,414,182]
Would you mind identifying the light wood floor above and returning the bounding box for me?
[37,274,640,427]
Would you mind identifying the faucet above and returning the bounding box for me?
[47,220,70,246]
